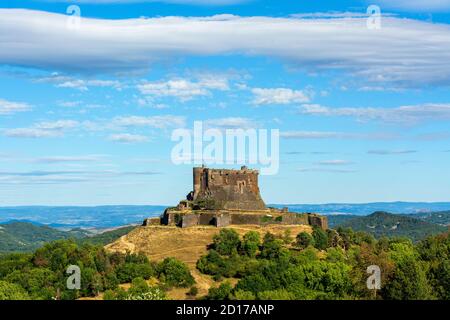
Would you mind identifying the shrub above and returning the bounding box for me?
[115,262,155,283]
[206,282,233,300]
[187,286,199,297]
[239,231,260,257]
[213,229,241,256]
[157,257,195,288]
[232,289,255,300]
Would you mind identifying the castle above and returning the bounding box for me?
[144,166,328,230]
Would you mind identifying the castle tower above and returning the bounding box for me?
[190,166,266,211]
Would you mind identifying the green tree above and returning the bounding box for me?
[232,289,255,300]
[239,231,260,257]
[0,281,30,300]
[157,257,194,288]
[260,233,286,259]
[258,289,296,300]
[383,258,434,300]
[206,282,233,300]
[213,229,241,256]
[312,227,329,250]
[296,232,314,249]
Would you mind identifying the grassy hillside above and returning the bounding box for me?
[79,225,137,246]
[0,221,137,253]
[338,211,448,241]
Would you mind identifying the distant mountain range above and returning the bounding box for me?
[1,202,450,229]
[0,221,137,253]
[0,205,165,229]
[272,202,450,216]
[333,211,448,242]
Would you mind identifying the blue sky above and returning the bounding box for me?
[1,0,450,205]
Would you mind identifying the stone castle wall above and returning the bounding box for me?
[159,209,328,230]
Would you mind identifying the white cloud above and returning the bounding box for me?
[0,99,32,115]
[204,117,258,130]
[299,103,450,125]
[108,133,149,143]
[112,115,186,128]
[251,88,312,105]
[137,76,229,102]
[59,101,83,108]
[35,120,79,130]
[3,10,450,86]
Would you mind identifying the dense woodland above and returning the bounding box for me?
[0,225,449,300]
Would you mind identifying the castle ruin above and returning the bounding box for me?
[144,166,328,230]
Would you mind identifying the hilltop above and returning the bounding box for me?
[105,224,312,297]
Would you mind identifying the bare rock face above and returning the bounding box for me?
[192,166,266,211]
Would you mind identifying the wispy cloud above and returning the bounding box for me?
[316,160,354,166]
[280,131,398,140]
[112,115,186,129]
[4,128,62,138]
[34,155,107,163]
[0,169,161,185]
[298,103,450,125]
[298,167,357,173]
[367,150,417,155]
[204,117,258,130]
[108,133,149,143]
[0,98,32,115]
[35,73,123,91]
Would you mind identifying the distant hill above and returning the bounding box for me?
[0,221,137,253]
[406,211,450,226]
[0,205,165,229]
[0,221,90,252]
[337,211,448,241]
[271,202,450,216]
[1,203,450,229]
[326,215,359,228]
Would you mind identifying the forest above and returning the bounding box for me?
[0,226,449,300]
